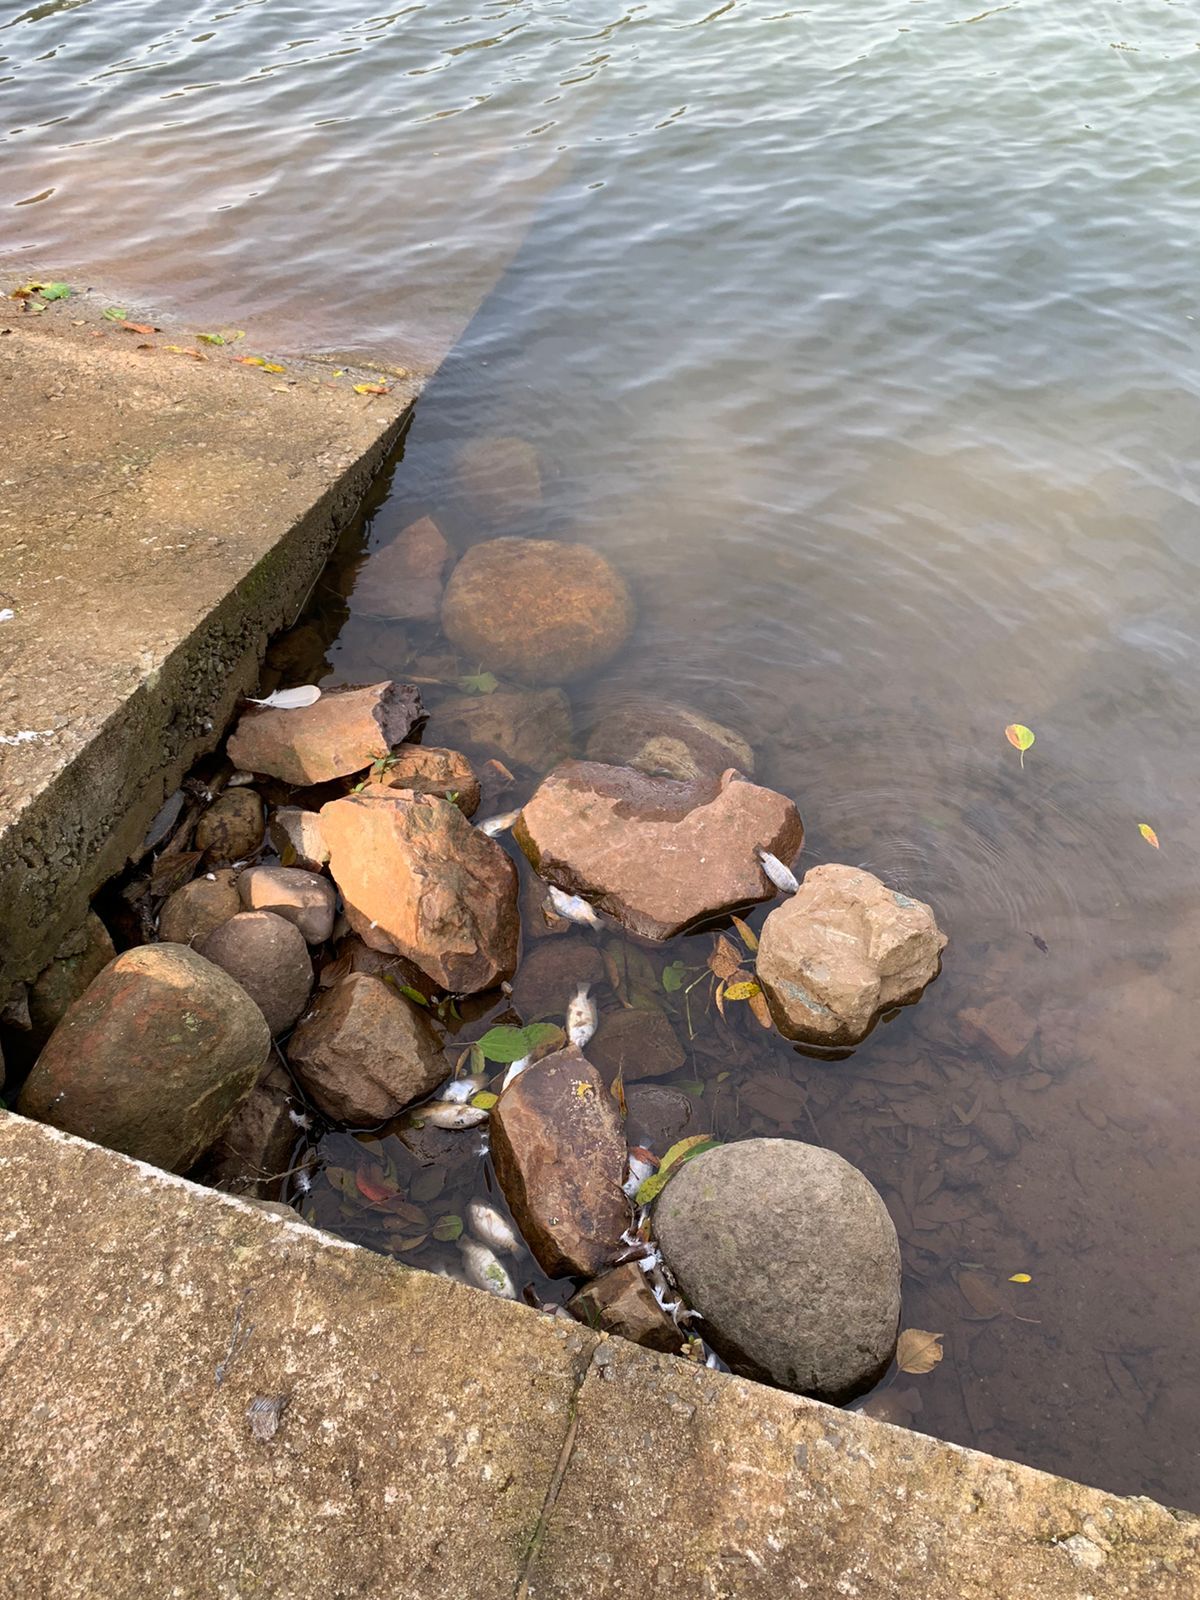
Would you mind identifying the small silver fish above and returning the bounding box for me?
[437,1074,488,1104]
[566,982,597,1049]
[417,1100,488,1130]
[466,1199,521,1256]
[501,1054,532,1091]
[756,847,799,895]
[457,1236,517,1299]
[546,885,602,928]
[477,808,521,838]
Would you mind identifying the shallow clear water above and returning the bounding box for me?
[7,0,1200,1507]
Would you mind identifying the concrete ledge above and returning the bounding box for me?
[0,1111,1194,1598]
[0,305,419,989]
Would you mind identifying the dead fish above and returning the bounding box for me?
[566,982,597,1049]
[501,1054,532,1091]
[246,684,322,710]
[477,808,521,838]
[546,885,602,928]
[226,769,258,787]
[457,1236,518,1299]
[756,847,799,895]
[437,1074,487,1104]
[466,1199,521,1256]
[417,1100,488,1130]
[622,1148,656,1200]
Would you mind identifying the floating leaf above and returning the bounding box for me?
[458,671,499,696]
[635,1135,720,1204]
[661,959,687,993]
[103,306,129,321]
[723,979,762,1002]
[1008,1272,1032,1284]
[1004,723,1035,769]
[956,1269,1006,1320]
[1137,823,1160,850]
[354,381,390,395]
[246,684,322,710]
[470,1090,499,1111]
[196,331,226,345]
[474,1021,562,1064]
[432,1213,463,1242]
[896,1328,944,1375]
[731,915,759,952]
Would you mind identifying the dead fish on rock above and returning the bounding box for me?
[457,1236,517,1299]
[566,982,597,1049]
[756,846,799,895]
[477,808,522,839]
[546,885,602,928]
[466,1198,521,1256]
[437,1074,488,1104]
[417,1100,489,1130]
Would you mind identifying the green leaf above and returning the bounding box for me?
[39,281,71,301]
[474,1022,562,1064]
[432,1213,463,1241]
[674,1079,705,1099]
[470,1090,499,1111]
[661,960,687,993]
[103,306,128,321]
[635,1136,721,1204]
[459,671,499,696]
[196,331,226,345]
[398,984,428,1006]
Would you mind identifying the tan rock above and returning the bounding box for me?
[367,745,480,815]
[588,1008,685,1085]
[28,912,115,1044]
[428,688,572,772]
[200,911,314,1036]
[320,791,519,994]
[959,995,1035,1060]
[585,698,755,781]
[288,973,444,1124]
[268,806,329,870]
[455,435,542,523]
[158,870,241,947]
[441,539,633,685]
[511,938,606,1022]
[491,1046,628,1277]
[238,865,337,944]
[195,1061,299,1196]
[226,681,424,786]
[194,789,264,863]
[17,945,269,1172]
[353,516,451,623]
[756,864,947,1048]
[515,762,804,941]
[568,1263,682,1354]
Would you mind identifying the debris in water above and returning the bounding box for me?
[457,1236,517,1299]
[246,1394,289,1443]
[417,1100,489,1130]
[755,847,799,895]
[1027,931,1049,954]
[622,1147,656,1200]
[437,1074,488,1104]
[477,808,521,838]
[566,982,597,1049]
[546,885,602,928]
[246,685,322,710]
[466,1199,521,1255]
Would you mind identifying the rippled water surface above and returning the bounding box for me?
[8,0,1200,1507]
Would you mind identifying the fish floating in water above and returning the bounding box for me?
[756,847,799,895]
[622,1147,656,1200]
[477,808,522,838]
[437,1074,487,1104]
[417,1100,488,1130]
[466,1199,521,1256]
[457,1236,517,1299]
[566,982,597,1049]
[546,885,602,928]
[246,685,322,710]
[501,1054,533,1091]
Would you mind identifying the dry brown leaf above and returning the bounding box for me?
[714,979,727,1019]
[731,914,759,952]
[748,988,773,1028]
[708,935,741,981]
[896,1328,944,1375]
[957,1269,1006,1320]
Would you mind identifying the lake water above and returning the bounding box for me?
[6,0,1200,1509]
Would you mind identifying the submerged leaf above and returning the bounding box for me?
[661,959,687,993]
[458,671,499,696]
[1008,1272,1032,1284]
[748,989,773,1029]
[432,1213,464,1242]
[896,1328,944,1375]
[470,1091,499,1111]
[354,1166,395,1204]
[1137,822,1160,849]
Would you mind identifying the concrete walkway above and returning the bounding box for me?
[0,1111,1193,1599]
[0,300,419,991]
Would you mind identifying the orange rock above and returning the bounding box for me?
[226,681,423,786]
[288,973,444,1124]
[365,744,480,816]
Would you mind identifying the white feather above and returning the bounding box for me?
[247,685,322,710]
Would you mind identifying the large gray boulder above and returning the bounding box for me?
[655,1138,901,1402]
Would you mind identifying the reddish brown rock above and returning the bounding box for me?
[320,791,519,994]
[441,539,634,686]
[427,688,572,773]
[756,865,947,1048]
[226,681,424,787]
[200,911,314,1036]
[515,762,804,942]
[18,945,269,1173]
[490,1046,628,1277]
[455,435,542,524]
[367,745,480,816]
[511,938,606,1022]
[158,870,241,947]
[194,789,264,863]
[318,936,439,1004]
[353,516,452,623]
[586,698,755,781]
[194,1061,299,1197]
[288,973,444,1124]
[588,1007,685,1086]
[268,806,329,871]
[568,1263,683,1354]
[28,912,115,1045]
[238,865,337,944]
[958,996,1035,1060]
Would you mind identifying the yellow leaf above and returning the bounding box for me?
[1005,723,1035,768]
[262,362,286,374]
[723,980,762,1001]
[731,914,759,952]
[163,344,206,360]
[708,935,741,981]
[1008,1273,1032,1284]
[896,1328,944,1375]
[1137,822,1160,849]
[748,989,773,1029]
[236,355,268,367]
[353,381,389,395]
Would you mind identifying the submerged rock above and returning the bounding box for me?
[366,744,480,816]
[427,688,572,773]
[226,681,424,787]
[568,1263,682,1354]
[510,937,605,1022]
[200,911,314,1036]
[587,1007,685,1085]
[756,864,947,1047]
[441,538,634,686]
[195,788,265,864]
[623,1083,704,1153]
[455,435,542,524]
[490,1046,628,1277]
[655,1139,901,1402]
[268,806,330,871]
[585,698,755,782]
[28,911,115,1046]
[158,869,241,948]
[515,762,803,941]
[18,944,270,1173]
[238,865,337,945]
[320,791,519,994]
[353,515,452,624]
[288,973,444,1124]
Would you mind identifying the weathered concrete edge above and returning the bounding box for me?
[0,1111,1194,1600]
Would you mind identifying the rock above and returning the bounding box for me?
[28,912,115,1045]
[320,792,519,994]
[455,436,542,524]
[319,936,438,1004]
[976,1109,1021,1160]
[268,807,330,871]
[200,912,314,1036]
[586,699,755,782]
[287,973,444,1124]
[756,865,947,1047]
[587,1008,685,1085]
[226,681,424,787]
[655,1139,901,1402]
[490,1046,628,1277]
[441,539,634,686]
[958,996,1035,1060]
[367,745,480,816]
[18,945,270,1173]
[623,1084,703,1154]
[194,1061,298,1196]
[194,789,265,863]
[515,763,804,941]
[428,688,572,773]
[158,870,241,947]
[510,938,606,1022]
[568,1263,682,1354]
[354,516,452,623]
[238,866,337,945]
